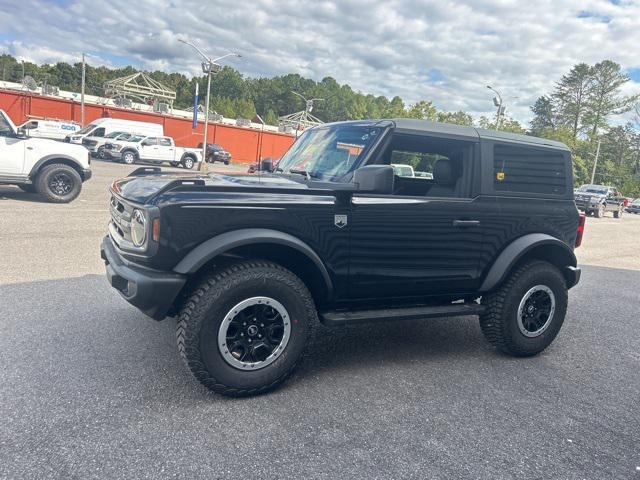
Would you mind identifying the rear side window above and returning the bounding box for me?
[493,145,566,195]
[158,138,172,146]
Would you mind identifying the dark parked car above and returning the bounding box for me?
[196,143,231,164]
[626,198,640,214]
[574,184,625,218]
[102,119,583,396]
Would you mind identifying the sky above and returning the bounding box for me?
[1,0,639,125]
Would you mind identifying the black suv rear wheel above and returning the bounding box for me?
[177,260,316,396]
[479,260,568,357]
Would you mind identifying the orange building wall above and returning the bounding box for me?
[0,89,295,164]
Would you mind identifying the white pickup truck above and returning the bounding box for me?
[0,110,92,203]
[105,135,202,169]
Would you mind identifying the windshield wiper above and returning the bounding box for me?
[288,168,319,181]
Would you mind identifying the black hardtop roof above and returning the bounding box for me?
[318,118,570,152]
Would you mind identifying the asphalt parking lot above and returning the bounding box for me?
[1,160,639,479]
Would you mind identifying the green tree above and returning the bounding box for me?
[437,110,474,126]
[406,100,437,120]
[530,96,555,134]
[551,63,592,140]
[584,60,639,138]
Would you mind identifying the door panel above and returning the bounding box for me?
[138,138,157,160]
[0,137,26,175]
[348,195,486,299]
[157,139,174,161]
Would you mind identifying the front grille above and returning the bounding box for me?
[110,195,133,243]
[83,139,97,147]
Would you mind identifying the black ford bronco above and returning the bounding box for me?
[101,119,584,396]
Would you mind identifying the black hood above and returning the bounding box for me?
[111,171,310,204]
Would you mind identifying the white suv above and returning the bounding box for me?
[0,110,92,203]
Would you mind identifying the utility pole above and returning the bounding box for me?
[80,53,86,127]
[590,140,601,184]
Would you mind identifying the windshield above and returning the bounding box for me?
[577,185,608,195]
[127,135,145,142]
[0,112,14,137]
[76,123,97,135]
[276,123,385,181]
[105,131,124,138]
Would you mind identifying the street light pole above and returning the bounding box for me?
[590,140,601,184]
[202,68,212,172]
[486,85,503,128]
[178,38,240,172]
[80,53,86,127]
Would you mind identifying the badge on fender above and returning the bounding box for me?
[334,214,348,228]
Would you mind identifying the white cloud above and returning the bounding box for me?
[1,0,639,125]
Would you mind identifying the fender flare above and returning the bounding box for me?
[29,154,84,177]
[120,148,139,159]
[479,233,577,292]
[173,228,333,295]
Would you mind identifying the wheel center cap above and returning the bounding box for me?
[247,325,259,336]
[527,305,535,314]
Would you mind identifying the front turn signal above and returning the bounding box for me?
[152,218,161,242]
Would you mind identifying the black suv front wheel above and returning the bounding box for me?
[479,260,568,357]
[177,260,316,396]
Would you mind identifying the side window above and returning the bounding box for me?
[92,127,106,137]
[382,134,473,198]
[142,137,157,146]
[158,137,172,147]
[494,144,566,195]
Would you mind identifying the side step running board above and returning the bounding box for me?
[319,303,486,327]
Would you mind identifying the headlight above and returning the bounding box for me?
[131,209,146,246]
[113,145,123,151]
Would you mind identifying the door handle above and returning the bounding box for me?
[27,146,34,150]
[453,220,480,227]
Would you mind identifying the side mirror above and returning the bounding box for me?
[353,165,394,194]
[260,157,274,172]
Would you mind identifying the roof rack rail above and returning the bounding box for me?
[128,167,163,177]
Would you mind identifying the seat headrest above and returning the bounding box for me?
[433,159,458,186]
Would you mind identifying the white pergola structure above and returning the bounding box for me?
[104,72,176,107]
[278,92,324,131]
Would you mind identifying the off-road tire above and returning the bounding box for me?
[122,150,137,165]
[479,260,568,357]
[177,260,317,396]
[613,208,622,218]
[182,156,195,169]
[97,146,107,159]
[594,204,605,218]
[224,160,230,165]
[35,164,82,203]
[18,184,36,193]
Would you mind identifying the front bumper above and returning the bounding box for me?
[107,150,123,159]
[101,236,186,320]
[81,168,92,181]
[575,199,596,211]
